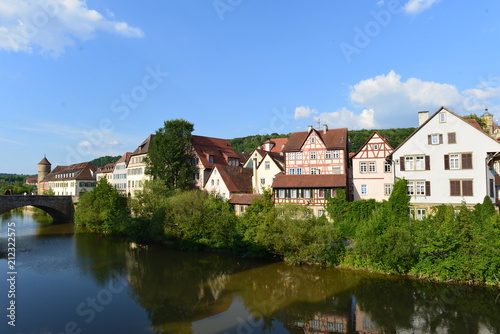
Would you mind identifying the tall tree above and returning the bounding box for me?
[145,119,197,191]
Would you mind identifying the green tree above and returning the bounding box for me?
[75,178,130,233]
[146,119,197,191]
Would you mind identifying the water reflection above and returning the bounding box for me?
[1,211,499,334]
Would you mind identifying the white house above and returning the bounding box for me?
[127,135,154,197]
[351,131,394,201]
[391,107,500,219]
[204,164,253,200]
[39,162,97,196]
[112,152,132,194]
[251,152,284,194]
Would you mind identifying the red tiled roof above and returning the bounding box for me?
[192,135,240,168]
[229,193,262,205]
[96,162,116,173]
[216,165,253,193]
[26,177,37,183]
[259,138,289,153]
[41,162,96,182]
[465,119,484,132]
[116,152,133,166]
[272,173,347,188]
[283,128,348,152]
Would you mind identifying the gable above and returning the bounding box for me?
[352,131,394,160]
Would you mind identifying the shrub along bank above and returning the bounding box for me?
[75,178,500,286]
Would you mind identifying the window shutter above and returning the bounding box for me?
[425,155,430,170]
[489,179,494,198]
[439,134,443,144]
[462,153,473,169]
[450,180,460,196]
[425,181,431,196]
[463,180,473,196]
[400,157,405,171]
[428,135,431,145]
[444,155,450,170]
[448,132,456,144]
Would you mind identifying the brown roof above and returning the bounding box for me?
[116,152,132,166]
[351,131,394,159]
[41,162,96,182]
[229,193,262,205]
[260,152,285,170]
[132,134,155,156]
[465,119,484,132]
[283,128,348,152]
[192,135,240,168]
[96,162,116,173]
[38,156,51,165]
[259,138,289,153]
[215,165,253,193]
[272,173,347,188]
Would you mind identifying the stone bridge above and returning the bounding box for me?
[0,195,74,223]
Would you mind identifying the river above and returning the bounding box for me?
[0,210,499,334]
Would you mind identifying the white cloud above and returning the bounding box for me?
[349,70,466,127]
[0,0,144,56]
[78,140,92,148]
[294,106,317,119]
[404,0,440,14]
[315,108,375,130]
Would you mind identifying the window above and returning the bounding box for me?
[444,153,473,170]
[450,180,473,196]
[369,161,376,172]
[374,144,379,150]
[448,132,456,144]
[407,182,414,195]
[290,189,298,198]
[296,152,302,160]
[297,168,303,175]
[416,208,426,220]
[265,161,270,170]
[326,150,332,159]
[289,152,295,160]
[311,167,317,175]
[361,184,368,195]
[289,168,295,175]
[384,161,392,173]
[360,162,367,173]
[428,133,443,145]
[333,150,340,158]
[303,189,311,198]
[384,184,393,195]
[318,189,325,198]
[311,137,316,144]
[211,179,214,186]
[209,155,214,164]
[439,112,446,122]
[278,189,286,198]
[312,320,320,330]
[402,155,429,171]
[260,178,265,185]
[310,151,316,159]
[407,180,430,196]
[416,181,425,195]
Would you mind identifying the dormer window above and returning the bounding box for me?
[209,155,214,164]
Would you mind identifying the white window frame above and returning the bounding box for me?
[325,150,332,159]
[303,189,311,198]
[416,181,425,196]
[310,151,317,159]
[450,154,460,169]
[290,189,298,198]
[260,178,265,185]
[289,168,295,175]
[384,183,392,196]
[416,208,426,220]
[384,161,392,173]
[311,167,317,175]
[265,161,270,170]
[361,184,368,195]
[296,152,303,160]
[296,168,303,175]
[289,152,295,160]
[278,189,286,198]
[431,134,439,145]
[360,162,367,173]
[439,112,446,123]
[369,161,376,172]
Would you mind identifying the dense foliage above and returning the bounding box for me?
[145,119,197,191]
[348,128,416,153]
[230,133,289,153]
[74,178,130,233]
[0,174,37,194]
[463,113,487,130]
[326,179,500,284]
[89,155,121,168]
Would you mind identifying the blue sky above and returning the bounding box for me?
[1,0,500,174]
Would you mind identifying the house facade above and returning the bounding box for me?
[192,135,241,189]
[95,162,115,182]
[112,152,132,194]
[351,131,394,201]
[391,107,500,218]
[204,164,252,200]
[38,162,97,196]
[127,135,154,197]
[251,152,284,194]
[272,125,349,216]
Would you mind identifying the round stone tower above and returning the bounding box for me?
[38,156,51,185]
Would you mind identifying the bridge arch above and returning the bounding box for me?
[0,196,74,223]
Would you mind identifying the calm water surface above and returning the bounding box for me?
[0,210,499,334]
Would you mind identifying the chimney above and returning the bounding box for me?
[418,111,429,126]
[307,125,313,132]
[323,124,328,134]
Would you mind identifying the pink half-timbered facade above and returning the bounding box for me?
[272,125,349,216]
[351,131,394,201]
